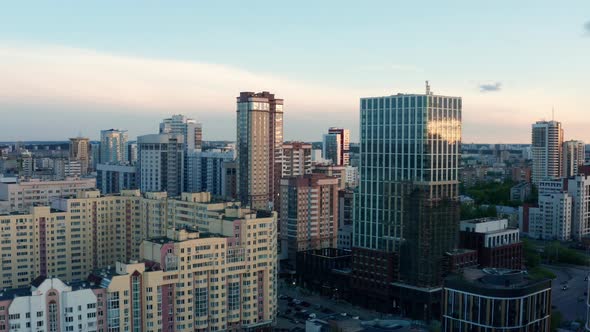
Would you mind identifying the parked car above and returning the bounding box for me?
[301,301,311,307]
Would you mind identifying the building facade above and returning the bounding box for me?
[0,177,96,212]
[137,134,184,197]
[282,142,312,177]
[186,150,235,196]
[69,137,90,175]
[96,163,137,194]
[279,174,339,269]
[352,85,461,319]
[322,128,350,166]
[159,114,203,152]
[100,129,129,164]
[459,218,523,270]
[567,174,590,241]
[443,269,552,332]
[563,140,585,178]
[532,120,563,185]
[236,91,283,210]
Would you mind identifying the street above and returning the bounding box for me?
[545,264,589,322]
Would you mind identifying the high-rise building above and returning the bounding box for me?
[137,134,184,196]
[69,137,90,175]
[160,114,203,152]
[279,174,339,269]
[443,269,552,332]
[126,141,138,165]
[282,141,312,177]
[563,140,585,178]
[352,84,461,318]
[528,191,572,240]
[323,127,350,166]
[236,91,284,210]
[532,120,563,185]
[100,129,128,164]
[221,160,238,200]
[186,149,235,196]
[337,189,354,250]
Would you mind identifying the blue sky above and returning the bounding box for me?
[1,1,589,143]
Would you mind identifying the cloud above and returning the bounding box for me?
[0,43,363,115]
[478,82,502,93]
[585,21,590,35]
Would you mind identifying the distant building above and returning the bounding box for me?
[563,140,585,178]
[159,114,203,152]
[313,164,346,189]
[443,268,552,332]
[532,120,563,185]
[100,129,128,164]
[529,192,572,240]
[96,163,137,194]
[282,141,312,177]
[221,160,237,200]
[510,182,531,202]
[280,174,339,269]
[322,127,350,166]
[337,189,354,250]
[186,149,235,196]
[137,134,184,196]
[69,137,90,175]
[0,177,96,212]
[511,165,532,183]
[344,165,359,188]
[460,218,523,270]
[567,174,590,241]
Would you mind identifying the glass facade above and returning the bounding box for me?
[354,93,461,287]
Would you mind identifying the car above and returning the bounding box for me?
[562,285,569,291]
[340,313,347,317]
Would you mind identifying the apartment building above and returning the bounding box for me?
[0,177,96,213]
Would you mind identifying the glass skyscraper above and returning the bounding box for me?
[352,84,462,318]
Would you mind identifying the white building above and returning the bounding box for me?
[137,134,184,197]
[532,120,563,185]
[0,177,96,212]
[528,192,572,240]
[0,277,99,332]
[567,174,590,241]
[160,114,202,152]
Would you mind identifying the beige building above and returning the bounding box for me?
[563,139,585,178]
[282,141,312,177]
[280,174,339,269]
[0,177,96,213]
[236,91,283,211]
[0,190,277,292]
[69,137,90,175]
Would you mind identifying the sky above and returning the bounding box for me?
[0,1,589,143]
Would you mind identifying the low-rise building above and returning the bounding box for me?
[443,268,552,332]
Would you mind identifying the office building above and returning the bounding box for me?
[96,163,137,194]
[236,91,283,210]
[280,174,339,269]
[296,248,352,300]
[282,141,312,177]
[563,140,585,178]
[323,128,350,166]
[137,134,184,197]
[186,149,235,196]
[532,120,563,185]
[459,218,523,270]
[0,177,96,212]
[69,137,90,175]
[443,268,552,332]
[352,84,461,319]
[100,129,128,164]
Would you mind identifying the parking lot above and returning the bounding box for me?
[275,280,387,331]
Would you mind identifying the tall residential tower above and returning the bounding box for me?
[563,140,585,178]
[100,128,128,164]
[236,91,284,210]
[532,120,563,185]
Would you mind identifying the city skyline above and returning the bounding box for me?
[1,1,589,143]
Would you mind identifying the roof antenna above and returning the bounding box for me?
[425,80,431,95]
